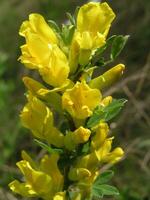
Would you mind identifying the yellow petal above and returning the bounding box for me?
[89,64,125,90]
[53,192,66,200]
[100,96,113,107]
[22,77,63,113]
[64,127,91,151]
[68,167,91,181]
[40,154,64,193]
[77,2,115,36]
[19,13,58,44]
[21,150,37,169]
[91,122,109,151]
[102,147,124,164]
[62,81,101,119]
[19,14,70,88]
[9,180,36,197]
[20,94,53,140]
[38,44,70,87]
[16,160,52,195]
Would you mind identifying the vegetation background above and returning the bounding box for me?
[0,0,150,199]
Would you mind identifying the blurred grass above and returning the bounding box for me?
[0,0,150,199]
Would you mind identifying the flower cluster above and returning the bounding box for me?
[9,2,126,200]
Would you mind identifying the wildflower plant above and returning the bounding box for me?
[9,2,128,200]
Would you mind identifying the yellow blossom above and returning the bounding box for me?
[75,137,123,171]
[53,192,66,200]
[100,96,113,107]
[19,13,70,87]
[20,92,64,147]
[68,167,91,181]
[102,147,124,164]
[69,2,115,67]
[91,122,109,151]
[64,126,91,150]
[40,154,64,193]
[77,2,115,41]
[9,152,64,200]
[9,161,53,199]
[62,81,102,120]
[89,64,125,90]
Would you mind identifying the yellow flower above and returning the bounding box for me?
[19,13,58,44]
[91,122,109,151]
[53,192,66,200]
[102,147,124,164]
[9,160,52,199]
[75,137,123,171]
[69,2,115,67]
[77,2,115,41]
[9,152,64,200]
[19,13,70,87]
[40,154,64,193]
[64,127,91,150]
[20,92,64,147]
[100,96,113,107]
[89,64,125,90]
[62,81,101,120]
[68,167,91,181]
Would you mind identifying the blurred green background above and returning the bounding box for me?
[0,0,150,199]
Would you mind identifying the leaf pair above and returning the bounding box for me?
[91,170,119,199]
[87,99,127,128]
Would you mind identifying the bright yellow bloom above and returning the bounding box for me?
[75,137,123,171]
[89,64,125,90]
[53,192,66,200]
[77,2,115,40]
[19,13,58,44]
[62,81,102,120]
[19,13,70,87]
[102,147,124,164]
[20,92,64,147]
[69,2,115,67]
[91,122,109,151]
[100,96,113,107]
[40,154,64,193]
[68,167,91,181]
[9,160,52,199]
[64,126,91,150]
[9,152,64,200]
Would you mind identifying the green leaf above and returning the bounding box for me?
[87,99,127,128]
[61,24,75,45]
[92,171,119,198]
[81,142,90,154]
[95,184,119,196]
[48,20,61,33]
[111,35,129,60]
[66,12,75,25]
[94,171,114,185]
[92,184,103,199]
[34,139,63,154]
[91,35,116,66]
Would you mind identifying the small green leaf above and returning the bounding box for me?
[61,24,75,45]
[92,185,103,199]
[87,99,127,128]
[96,184,119,196]
[34,139,63,154]
[91,171,119,199]
[111,35,129,60]
[48,20,61,33]
[81,142,90,154]
[66,12,75,25]
[91,35,116,66]
[94,171,114,185]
